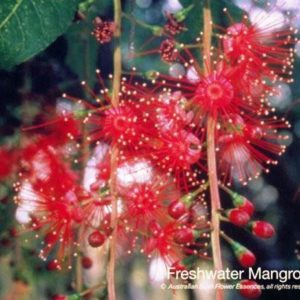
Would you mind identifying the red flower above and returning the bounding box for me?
[217,114,289,183]
[194,65,236,117]
[17,141,84,261]
[143,221,184,265]
[122,182,165,230]
[223,19,295,83]
[88,101,157,151]
[151,130,202,170]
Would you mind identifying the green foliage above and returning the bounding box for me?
[0,0,79,70]
[65,1,114,85]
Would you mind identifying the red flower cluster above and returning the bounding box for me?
[9,6,295,297]
[150,9,296,184]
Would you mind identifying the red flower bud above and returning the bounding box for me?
[229,191,255,217]
[250,221,275,239]
[174,228,194,244]
[239,280,262,298]
[231,241,256,268]
[235,197,255,217]
[81,256,93,269]
[238,249,256,268]
[88,231,106,247]
[227,208,250,226]
[168,200,186,219]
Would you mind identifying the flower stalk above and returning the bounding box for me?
[203,1,224,299]
[107,0,122,299]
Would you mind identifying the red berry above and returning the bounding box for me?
[251,221,275,239]
[239,280,261,298]
[227,208,250,226]
[88,231,106,247]
[168,200,186,219]
[47,260,61,271]
[81,256,93,269]
[148,220,162,237]
[174,228,194,244]
[52,295,67,300]
[238,250,256,268]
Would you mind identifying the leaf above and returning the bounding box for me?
[0,0,79,70]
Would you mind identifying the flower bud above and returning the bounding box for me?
[174,228,197,244]
[81,256,93,269]
[174,4,194,22]
[239,279,262,298]
[249,221,275,239]
[230,240,256,267]
[226,208,250,227]
[230,192,255,217]
[88,231,106,247]
[168,200,187,219]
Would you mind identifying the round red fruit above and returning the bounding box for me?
[239,280,261,298]
[168,200,186,219]
[88,231,106,247]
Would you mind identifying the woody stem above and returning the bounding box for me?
[107,0,122,300]
[203,1,224,300]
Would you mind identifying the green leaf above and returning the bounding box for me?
[0,0,79,70]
